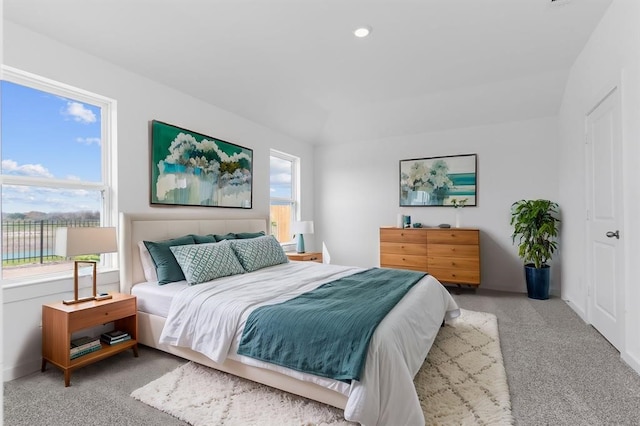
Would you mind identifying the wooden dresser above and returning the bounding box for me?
[379,227,480,287]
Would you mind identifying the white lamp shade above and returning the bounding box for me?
[291,221,314,235]
[55,227,118,257]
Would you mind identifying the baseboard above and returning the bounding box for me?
[3,358,41,382]
[563,298,587,322]
[622,352,640,376]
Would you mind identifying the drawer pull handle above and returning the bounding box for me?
[451,262,456,266]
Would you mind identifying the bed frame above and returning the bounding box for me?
[118,212,348,409]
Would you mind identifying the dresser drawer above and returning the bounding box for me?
[428,244,479,258]
[380,228,427,244]
[380,253,428,270]
[427,256,479,271]
[429,268,480,285]
[68,298,136,331]
[380,242,428,256]
[427,229,479,245]
[379,227,481,286]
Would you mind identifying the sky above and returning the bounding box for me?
[1,80,293,214]
[1,80,103,213]
[269,156,293,200]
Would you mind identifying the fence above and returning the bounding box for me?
[270,204,292,243]
[2,220,100,264]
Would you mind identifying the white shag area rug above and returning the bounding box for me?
[131,309,513,425]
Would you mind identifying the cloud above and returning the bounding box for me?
[1,185,100,213]
[64,101,96,123]
[270,172,291,185]
[2,159,54,178]
[75,137,101,145]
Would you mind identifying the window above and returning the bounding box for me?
[269,150,299,243]
[1,67,116,280]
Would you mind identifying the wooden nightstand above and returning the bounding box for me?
[41,293,138,386]
[286,252,323,263]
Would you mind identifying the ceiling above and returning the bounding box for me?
[4,0,613,145]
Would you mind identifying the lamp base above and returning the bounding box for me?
[63,260,104,305]
[296,234,306,253]
[63,296,96,305]
[94,293,112,301]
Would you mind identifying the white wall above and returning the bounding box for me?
[558,0,640,374]
[314,116,560,293]
[2,21,314,380]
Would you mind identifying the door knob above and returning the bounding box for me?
[606,230,620,239]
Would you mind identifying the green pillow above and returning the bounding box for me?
[191,234,217,244]
[214,233,237,242]
[144,235,196,284]
[235,231,266,239]
[170,242,245,285]
[230,235,289,272]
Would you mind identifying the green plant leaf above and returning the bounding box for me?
[510,199,560,267]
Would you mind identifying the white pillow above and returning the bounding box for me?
[138,240,158,282]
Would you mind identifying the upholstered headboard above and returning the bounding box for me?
[118,212,267,294]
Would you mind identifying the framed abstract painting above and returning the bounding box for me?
[399,154,477,207]
[150,120,253,208]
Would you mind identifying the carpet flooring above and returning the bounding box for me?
[5,289,640,425]
[131,309,513,425]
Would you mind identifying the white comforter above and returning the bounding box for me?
[159,262,459,425]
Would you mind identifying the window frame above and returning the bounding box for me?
[0,66,118,282]
[269,149,300,244]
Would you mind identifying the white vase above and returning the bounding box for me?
[455,209,462,228]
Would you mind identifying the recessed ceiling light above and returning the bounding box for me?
[354,26,372,38]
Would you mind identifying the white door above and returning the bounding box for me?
[585,87,624,350]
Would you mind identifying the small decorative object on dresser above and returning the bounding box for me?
[286,252,323,263]
[379,227,480,287]
[41,293,139,386]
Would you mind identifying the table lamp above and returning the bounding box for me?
[55,227,118,305]
[291,221,314,253]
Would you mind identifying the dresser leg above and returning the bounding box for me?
[132,344,139,358]
[41,359,47,372]
[64,370,71,387]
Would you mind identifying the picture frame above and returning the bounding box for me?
[399,154,477,207]
[150,120,253,208]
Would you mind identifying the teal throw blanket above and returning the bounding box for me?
[237,268,426,382]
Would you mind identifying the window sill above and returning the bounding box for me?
[2,267,119,291]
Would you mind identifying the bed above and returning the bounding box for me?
[119,213,459,425]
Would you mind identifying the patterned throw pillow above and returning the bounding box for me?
[230,235,289,272]
[170,242,245,285]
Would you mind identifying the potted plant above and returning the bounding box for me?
[510,199,560,299]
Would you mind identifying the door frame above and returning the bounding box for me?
[584,81,626,351]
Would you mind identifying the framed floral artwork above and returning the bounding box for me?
[150,120,253,208]
[399,154,477,207]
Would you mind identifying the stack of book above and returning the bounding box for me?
[70,336,102,360]
[100,330,131,345]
